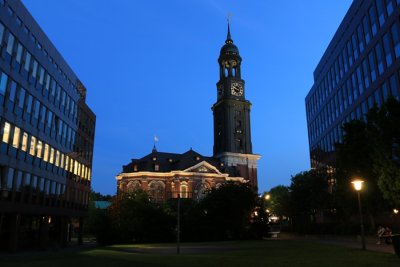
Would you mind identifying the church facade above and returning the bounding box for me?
[116,24,261,200]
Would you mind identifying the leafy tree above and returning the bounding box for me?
[367,98,400,207]
[89,190,113,201]
[268,185,291,219]
[107,190,174,243]
[290,170,331,227]
[194,182,257,240]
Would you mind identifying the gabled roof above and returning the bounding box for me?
[183,161,224,175]
[122,148,223,173]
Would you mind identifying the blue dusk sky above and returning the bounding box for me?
[22,0,352,195]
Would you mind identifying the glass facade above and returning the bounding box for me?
[0,0,96,252]
[306,0,400,169]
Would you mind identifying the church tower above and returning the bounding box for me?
[212,22,261,189]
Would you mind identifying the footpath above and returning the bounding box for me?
[279,233,395,254]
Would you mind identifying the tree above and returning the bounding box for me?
[367,97,400,207]
[290,170,331,230]
[195,182,257,240]
[107,191,174,243]
[268,185,291,219]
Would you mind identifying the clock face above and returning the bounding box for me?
[231,82,243,96]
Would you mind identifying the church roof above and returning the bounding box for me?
[123,148,224,173]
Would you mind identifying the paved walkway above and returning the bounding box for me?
[278,233,396,254]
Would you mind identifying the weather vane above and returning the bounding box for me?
[227,13,233,24]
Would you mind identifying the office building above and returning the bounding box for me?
[306,0,400,173]
[0,0,96,252]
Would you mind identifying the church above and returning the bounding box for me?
[116,23,261,201]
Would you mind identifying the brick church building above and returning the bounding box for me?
[116,23,261,201]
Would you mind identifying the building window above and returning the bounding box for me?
[29,136,36,156]
[0,22,4,43]
[154,164,159,171]
[368,51,377,81]
[149,181,165,201]
[376,0,386,26]
[386,0,394,15]
[6,168,14,190]
[180,182,188,198]
[16,43,23,63]
[12,126,20,148]
[363,16,371,45]
[375,43,384,75]
[2,122,10,143]
[49,148,55,165]
[55,150,60,167]
[21,132,28,151]
[0,71,8,94]
[391,24,400,58]
[36,141,42,158]
[382,33,393,67]
[6,33,15,55]
[369,6,378,36]
[24,52,31,72]
[18,88,25,109]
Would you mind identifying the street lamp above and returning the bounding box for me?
[264,194,270,201]
[351,179,366,250]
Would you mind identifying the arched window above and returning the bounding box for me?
[180,182,188,198]
[148,181,165,201]
[127,181,141,193]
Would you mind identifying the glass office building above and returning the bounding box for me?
[306,0,400,175]
[0,0,96,252]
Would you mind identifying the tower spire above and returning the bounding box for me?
[226,13,233,44]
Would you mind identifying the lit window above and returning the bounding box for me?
[180,182,188,198]
[29,136,36,156]
[2,122,10,143]
[65,155,69,170]
[60,153,64,169]
[55,150,60,166]
[12,126,20,148]
[21,132,28,151]
[36,141,42,158]
[70,158,74,173]
[43,144,49,162]
[49,148,54,164]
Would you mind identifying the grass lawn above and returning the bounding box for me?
[1,240,398,267]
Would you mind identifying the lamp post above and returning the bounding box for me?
[351,179,366,251]
[176,193,180,255]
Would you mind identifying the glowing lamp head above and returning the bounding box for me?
[265,194,271,200]
[351,179,364,191]
[394,209,399,215]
